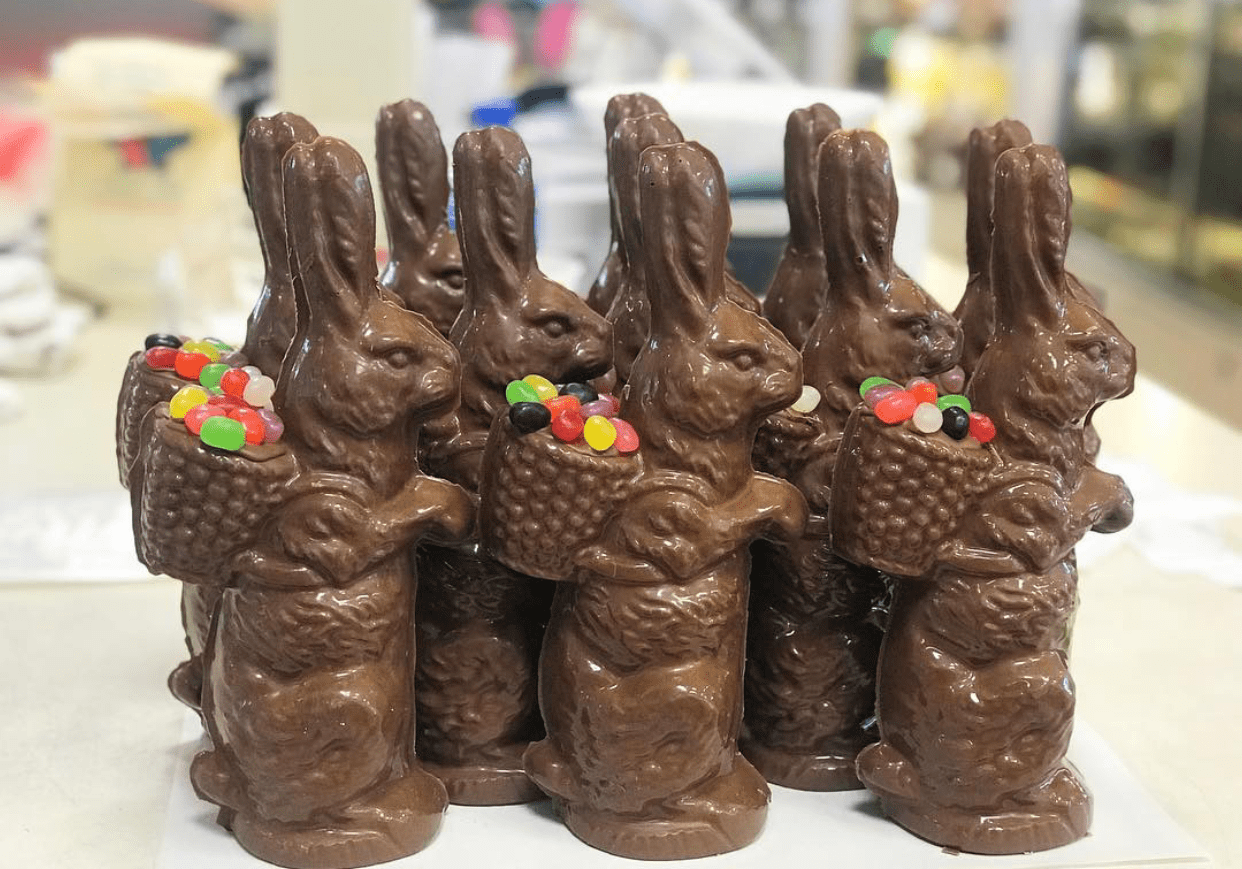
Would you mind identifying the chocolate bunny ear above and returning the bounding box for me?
[376,99,449,256]
[612,113,684,268]
[639,142,730,335]
[817,130,898,308]
[604,92,667,141]
[242,112,319,291]
[964,119,1032,280]
[283,137,379,329]
[453,127,536,305]
[990,144,1071,334]
[784,103,841,251]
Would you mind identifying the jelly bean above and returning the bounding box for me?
[940,365,966,394]
[968,412,997,444]
[595,393,621,417]
[169,385,209,419]
[208,394,245,410]
[912,402,943,433]
[544,394,581,418]
[522,374,559,402]
[200,416,246,451]
[559,382,598,405]
[611,418,640,454]
[174,350,211,380]
[181,340,221,363]
[208,386,224,396]
[203,337,234,352]
[874,391,918,424]
[942,406,970,440]
[183,403,225,435]
[506,379,540,405]
[229,407,266,445]
[583,415,617,451]
[243,375,276,408]
[510,401,551,434]
[241,365,263,380]
[937,394,971,413]
[220,368,250,399]
[906,377,938,405]
[791,385,821,414]
[858,376,897,398]
[580,399,615,419]
[198,362,229,391]
[551,409,584,442]
[144,333,181,350]
[144,346,178,369]
[863,383,903,408]
[257,408,284,443]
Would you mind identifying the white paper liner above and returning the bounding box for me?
[160,712,1208,869]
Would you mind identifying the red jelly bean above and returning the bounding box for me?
[220,368,250,399]
[145,346,178,369]
[183,403,225,435]
[228,407,266,445]
[208,394,246,410]
[544,394,581,418]
[968,411,997,444]
[174,350,210,379]
[874,391,919,424]
[906,377,938,405]
[595,393,621,417]
[550,408,585,442]
[611,418,640,454]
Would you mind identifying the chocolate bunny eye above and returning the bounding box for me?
[537,315,571,339]
[437,267,465,290]
[727,349,759,371]
[384,347,417,368]
[901,316,930,339]
[1082,340,1109,364]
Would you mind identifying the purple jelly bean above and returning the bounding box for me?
[257,408,284,443]
[863,383,903,408]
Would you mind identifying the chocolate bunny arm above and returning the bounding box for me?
[240,112,318,375]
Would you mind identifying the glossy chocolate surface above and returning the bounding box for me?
[745,129,962,791]
[840,144,1135,854]
[493,141,808,859]
[376,99,464,336]
[413,125,611,805]
[133,136,475,868]
[761,103,841,350]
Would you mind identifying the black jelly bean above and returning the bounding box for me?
[510,401,552,434]
[558,382,598,405]
[942,405,970,440]
[145,332,182,350]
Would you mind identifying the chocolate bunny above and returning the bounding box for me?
[190,137,474,868]
[954,119,1032,378]
[524,142,808,859]
[851,145,1135,854]
[602,111,684,384]
[412,126,612,805]
[761,103,841,350]
[376,99,464,336]
[586,92,667,316]
[167,113,318,714]
[744,130,962,790]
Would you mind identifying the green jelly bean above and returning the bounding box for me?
[937,394,972,413]
[199,362,230,391]
[858,376,897,398]
[200,416,246,451]
[506,379,541,405]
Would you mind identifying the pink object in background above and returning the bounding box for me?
[535,2,578,71]
[472,2,516,45]
[0,112,46,186]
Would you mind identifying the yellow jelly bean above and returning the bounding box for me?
[522,374,558,402]
[181,340,220,362]
[169,385,210,419]
[583,415,617,452]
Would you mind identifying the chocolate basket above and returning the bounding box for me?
[116,352,187,488]
[131,406,297,584]
[831,405,998,577]
[479,413,643,581]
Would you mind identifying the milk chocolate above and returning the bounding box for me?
[180,136,473,868]
[744,129,961,791]
[376,99,464,336]
[761,103,841,350]
[413,126,611,805]
[496,141,808,859]
[841,144,1135,854]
